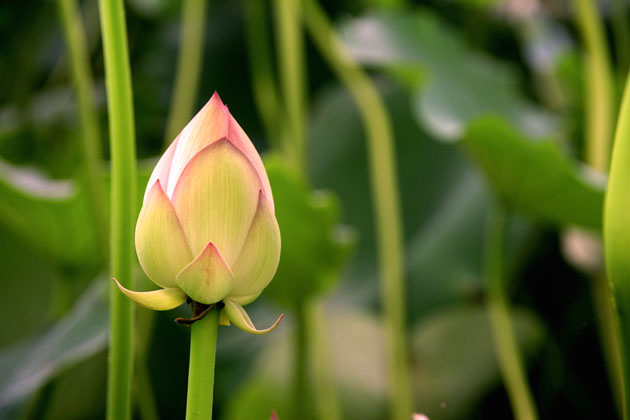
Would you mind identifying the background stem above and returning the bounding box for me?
[293,301,311,420]
[98,0,137,417]
[574,0,615,172]
[243,0,282,148]
[575,1,624,413]
[272,0,307,171]
[485,205,538,420]
[56,0,107,255]
[164,0,208,147]
[604,71,630,419]
[302,2,411,418]
[308,299,343,420]
[185,307,220,420]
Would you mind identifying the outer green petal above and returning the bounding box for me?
[135,181,194,288]
[176,242,234,304]
[223,299,284,335]
[229,191,281,299]
[113,279,187,311]
[172,139,261,264]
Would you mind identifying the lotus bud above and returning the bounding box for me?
[115,92,282,334]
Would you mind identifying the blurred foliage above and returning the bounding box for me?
[0,0,624,419]
[264,156,357,308]
[464,117,605,230]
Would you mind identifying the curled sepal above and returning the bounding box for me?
[113,279,187,311]
[223,299,284,335]
[176,242,234,305]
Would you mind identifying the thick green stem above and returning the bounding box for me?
[272,0,307,171]
[243,0,282,148]
[56,0,107,255]
[98,0,137,417]
[604,71,630,419]
[303,2,411,419]
[185,307,220,420]
[574,0,615,172]
[485,205,538,420]
[164,0,208,146]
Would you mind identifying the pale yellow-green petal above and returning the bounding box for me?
[176,242,234,305]
[223,299,284,335]
[113,279,187,311]
[135,181,194,288]
[230,191,281,299]
[165,93,229,198]
[228,291,262,306]
[171,139,261,264]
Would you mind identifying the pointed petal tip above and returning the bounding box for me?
[210,91,223,105]
[112,278,187,311]
[224,299,284,335]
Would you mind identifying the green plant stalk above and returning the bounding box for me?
[485,205,538,420]
[604,71,630,419]
[293,301,311,419]
[98,0,137,417]
[56,0,107,255]
[308,299,342,420]
[611,0,630,82]
[272,0,307,171]
[302,1,411,418]
[574,0,615,172]
[185,307,220,420]
[575,1,625,413]
[590,274,624,416]
[164,0,208,146]
[243,0,282,148]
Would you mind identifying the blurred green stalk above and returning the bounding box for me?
[98,0,138,417]
[574,0,615,172]
[604,71,630,419]
[302,2,412,419]
[270,1,314,417]
[308,299,343,420]
[485,205,538,420]
[56,0,107,256]
[575,1,624,414]
[185,307,220,420]
[611,0,630,82]
[273,0,307,172]
[163,0,208,147]
[243,0,282,148]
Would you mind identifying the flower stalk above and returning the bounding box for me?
[185,305,220,420]
[98,0,137,417]
[302,1,411,418]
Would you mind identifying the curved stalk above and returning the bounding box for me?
[56,0,107,255]
[302,2,411,418]
[485,205,538,420]
[604,71,630,419]
[163,0,208,147]
[185,307,220,420]
[574,0,615,172]
[272,0,307,171]
[98,0,137,417]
